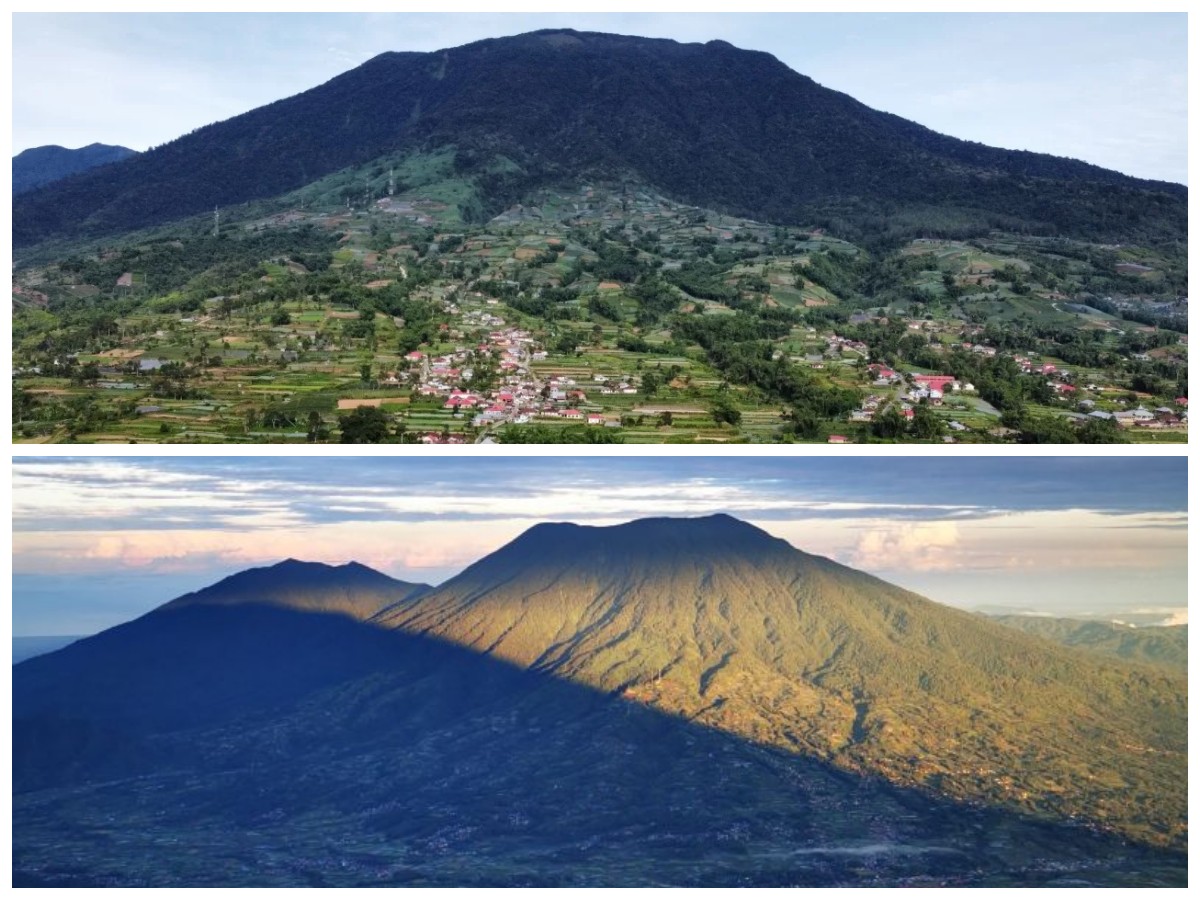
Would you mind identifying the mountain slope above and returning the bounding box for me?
[12,635,83,664]
[12,143,137,196]
[378,515,1186,848]
[13,581,1184,886]
[164,558,429,619]
[13,29,1185,248]
[14,561,428,737]
[989,615,1187,672]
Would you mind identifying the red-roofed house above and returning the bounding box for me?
[911,374,955,393]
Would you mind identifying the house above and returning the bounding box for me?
[562,409,583,420]
[586,413,605,426]
[911,374,955,394]
[827,435,850,444]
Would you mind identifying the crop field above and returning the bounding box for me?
[11,170,1187,444]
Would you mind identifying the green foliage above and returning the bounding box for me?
[338,406,391,443]
[498,424,623,443]
[991,616,1186,672]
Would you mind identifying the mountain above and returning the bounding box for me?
[163,558,429,619]
[12,143,137,196]
[14,561,428,736]
[377,515,1185,848]
[12,635,83,664]
[12,29,1185,249]
[13,525,1187,885]
[989,615,1187,672]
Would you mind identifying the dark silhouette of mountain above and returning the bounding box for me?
[12,143,137,196]
[12,30,1185,248]
[12,635,84,664]
[14,561,427,739]
[378,515,1185,849]
[13,602,1184,886]
[989,615,1187,672]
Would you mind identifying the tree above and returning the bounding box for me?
[710,395,742,428]
[910,403,946,440]
[306,410,328,443]
[339,406,389,443]
[871,406,905,439]
[641,370,661,398]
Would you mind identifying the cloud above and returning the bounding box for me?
[850,522,961,572]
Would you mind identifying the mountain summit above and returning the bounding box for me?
[164,558,428,619]
[13,29,1185,247]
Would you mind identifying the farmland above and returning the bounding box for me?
[12,166,1187,444]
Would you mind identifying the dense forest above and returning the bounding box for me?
[13,30,1186,250]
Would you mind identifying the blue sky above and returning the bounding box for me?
[11,12,1188,184]
[12,457,1187,635]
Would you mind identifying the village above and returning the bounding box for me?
[11,178,1188,444]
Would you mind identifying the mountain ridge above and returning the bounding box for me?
[12,142,138,196]
[12,29,1185,249]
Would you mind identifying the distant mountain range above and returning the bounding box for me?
[12,29,1185,249]
[12,143,137,196]
[13,516,1186,886]
[988,614,1186,671]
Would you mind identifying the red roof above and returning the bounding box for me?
[912,374,955,390]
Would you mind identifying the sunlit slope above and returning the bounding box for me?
[378,515,1186,847]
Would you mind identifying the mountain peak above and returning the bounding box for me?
[505,513,794,560]
[14,29,1183,247]
[160,559,429,621]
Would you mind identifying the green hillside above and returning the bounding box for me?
[989,615,1186,672]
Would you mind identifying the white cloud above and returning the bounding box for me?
[850,521,961,573]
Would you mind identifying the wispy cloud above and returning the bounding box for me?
[11,457,1186,634]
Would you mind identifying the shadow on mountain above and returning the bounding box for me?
[13,605,1185,887]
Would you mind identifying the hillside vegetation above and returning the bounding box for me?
[379,516,1186,849]
[989,615,1186,671]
